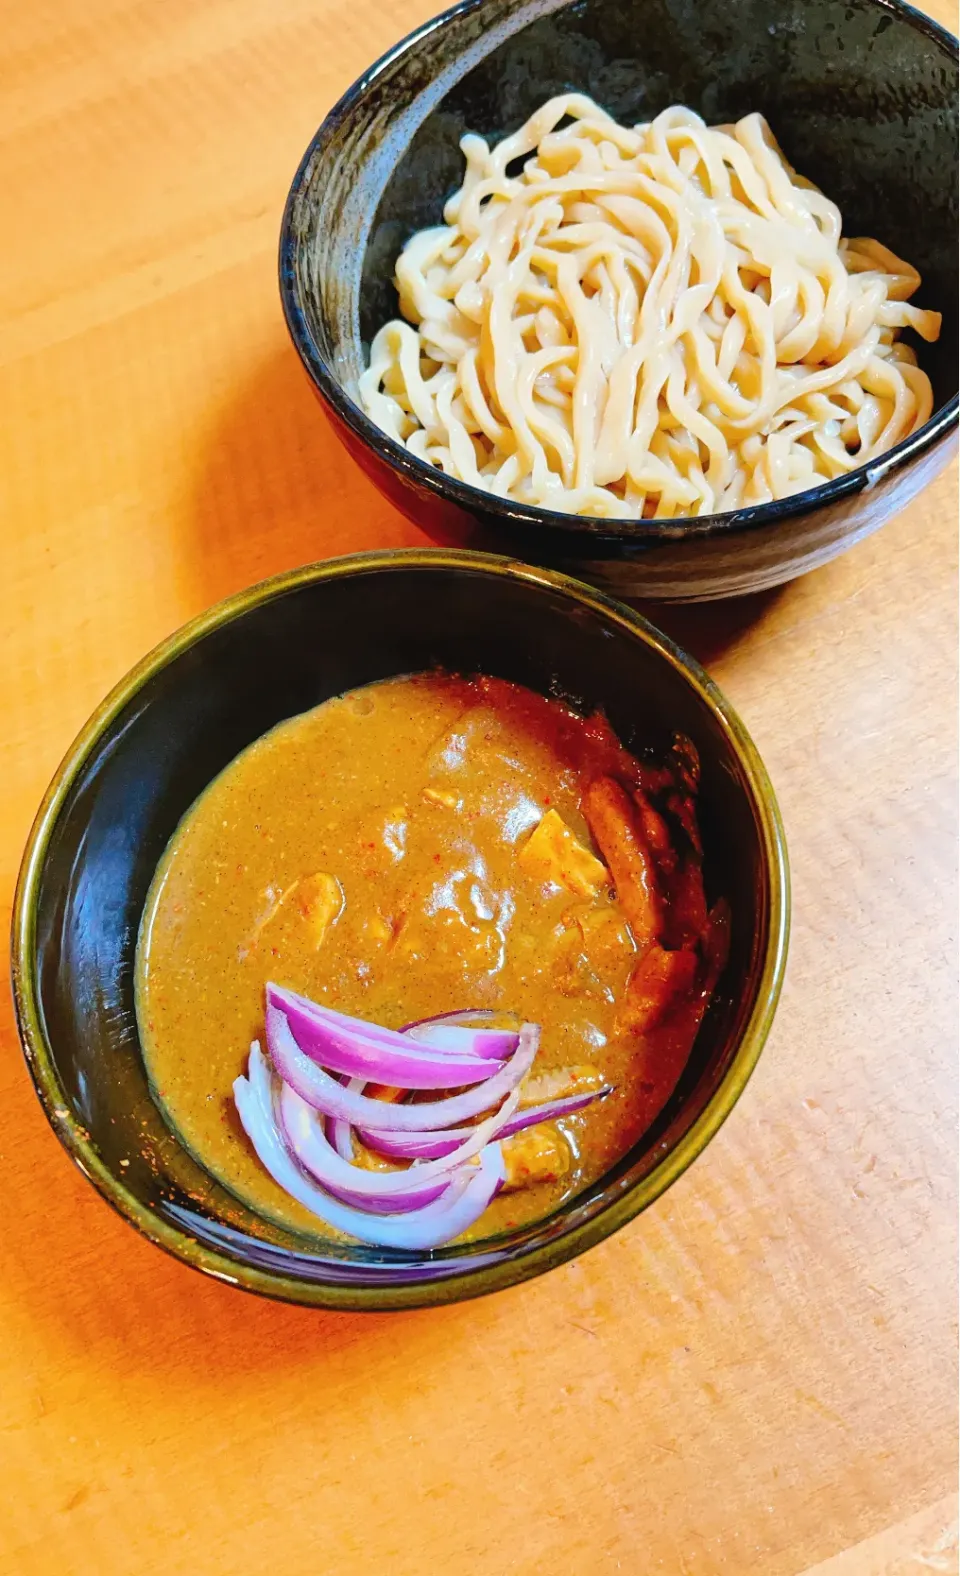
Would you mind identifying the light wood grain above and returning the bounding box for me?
[801,1494,959,1575]
[803,1494,952,1569]
[0,3,956,1572]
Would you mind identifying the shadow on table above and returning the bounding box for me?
[629,588,786,669]
[184,344,450,610]
[186,343,784,668]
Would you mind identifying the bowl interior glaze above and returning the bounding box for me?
[13,553,788,1309]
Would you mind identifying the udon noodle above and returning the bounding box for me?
[359,97,941,519]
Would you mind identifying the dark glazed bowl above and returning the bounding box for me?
[280,0,958,601]
[13,550,788,1310]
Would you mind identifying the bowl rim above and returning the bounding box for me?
[278,0,959,547]
[11,548,790,1311]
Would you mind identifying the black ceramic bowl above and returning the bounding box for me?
[12,551,788,1310]
[280,0,958,601]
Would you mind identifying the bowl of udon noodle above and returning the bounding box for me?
[279,0,957,600]
[12,551,787,1310]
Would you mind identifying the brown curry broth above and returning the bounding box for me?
[136,674,695,1240]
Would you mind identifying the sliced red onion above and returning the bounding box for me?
[277,1079,519,1197]
[502,1084,610,1131]
[270,985,503,1088]
[266,1005,539,1131]
[320,1177,453,1214]
[269,982,515,1063]
[402,1008,519,1060]
[234,1045,504,1249]
[329,1107,356,1163]
[359,1086,611,1160]
[355,1127,473,1161]
[330,1020,521,1162]
[322,1072,356,1162]
[266,1055,449,1211]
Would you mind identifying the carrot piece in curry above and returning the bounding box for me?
[632,786,677,875]
[628,775,707,950]
[619,943,700,1036]
[583,776,663,948]
[660,856,708,950]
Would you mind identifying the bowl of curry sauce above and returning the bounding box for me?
[12,549,788,1309]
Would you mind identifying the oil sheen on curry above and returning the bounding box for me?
[136,674,729,1247]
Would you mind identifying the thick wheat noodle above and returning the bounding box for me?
[359,97,942,520]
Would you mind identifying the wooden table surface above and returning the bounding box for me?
[1,3,956,1571]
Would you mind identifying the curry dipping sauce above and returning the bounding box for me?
[136,673,728,1245]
